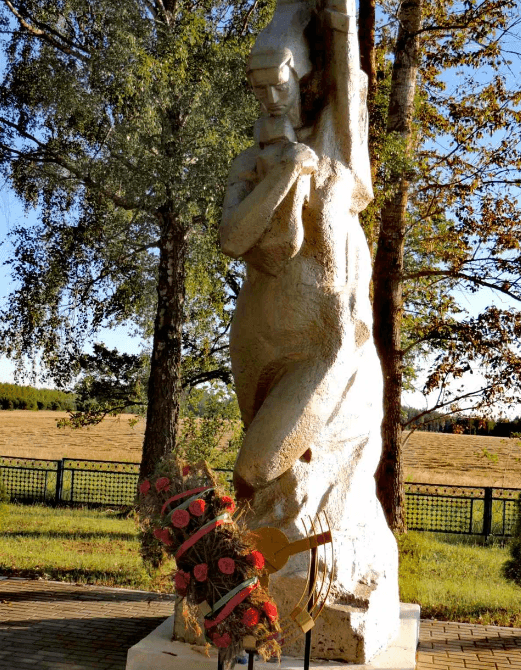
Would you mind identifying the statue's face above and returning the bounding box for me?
[250,64,299,117]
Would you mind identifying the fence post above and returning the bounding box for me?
[483,487,493,540]
[55,459,64,505]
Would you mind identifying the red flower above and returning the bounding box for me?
[171,509,190,528]
[247,550,265,569]
[153,528,173,546]
[182,465,191,476]
[188,499,206,517]
[213,632,232,648]
[220,495,235,513]
[263,601,278,622]
[242,607,260,628]
[174,569,190,594]
[155,477,170,493]
[193,563,208,582]
[217,557,235,575]
[139,480,151,495]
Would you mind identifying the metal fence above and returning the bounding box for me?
[0,455,519,537]
[0,456,140,506]
[405,482,521,538]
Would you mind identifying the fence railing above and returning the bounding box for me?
[405,482,520,538]
[0,455,519,537]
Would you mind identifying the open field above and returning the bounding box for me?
[403,431,521,488]
[0,410,520,487]
[0,410,144,462]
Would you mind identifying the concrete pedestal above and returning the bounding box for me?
[126,603,420,670]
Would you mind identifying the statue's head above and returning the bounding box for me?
[247,2,313,129]
[247,49,300,121]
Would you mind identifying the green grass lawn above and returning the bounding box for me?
[1,503,520,627]
[398,531,521,627]
[0,502,174,590]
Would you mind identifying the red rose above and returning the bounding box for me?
[193,563,208,582]
[182,465,191,476]
[220,495,235,513]
[153,528,173,546]
[213,632,232,648]
[263,601,278,622]
[139,480,151,495]
[174,569,190,594]
[242,607,260,628]
[247,550,265,569]
[155,477,170,493]
[188,499,206,517]
[217,557,235,575]
[171,509,190,528]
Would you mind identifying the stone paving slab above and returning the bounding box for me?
[0,577,176,670]
[0,578,520,670]
[417,620,521,670]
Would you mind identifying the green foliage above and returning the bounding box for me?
[503,494,521,587]
[0,382,75,411]
[178,384,242,470]
[58,343,148,427]
[0,0,273,395]
[368,0,521,424]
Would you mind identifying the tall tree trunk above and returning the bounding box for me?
[139,206,186,480]
[372,0,422,532]
[358,0,376,109]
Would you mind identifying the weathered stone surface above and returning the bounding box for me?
[219,0,400,661]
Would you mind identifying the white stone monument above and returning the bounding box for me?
[219,0,401,662]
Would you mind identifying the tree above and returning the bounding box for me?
[361,0,521,530]
[371,0,423,533]
[0,0,273,478]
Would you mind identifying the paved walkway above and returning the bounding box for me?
[0,577,175,670]
[0,577,520,669]
[417,620,521,670]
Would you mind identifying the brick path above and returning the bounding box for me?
[0,577,520,669]
[0,577,175,670]
[417,620,521,670]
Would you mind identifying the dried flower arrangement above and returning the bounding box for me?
[138,459,282,666]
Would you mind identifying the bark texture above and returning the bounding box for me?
[372,0,423,533]
[358,0,376,106]
[139,206,186,480]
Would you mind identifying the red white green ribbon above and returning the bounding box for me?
[204,578,259,630]
[161,486,212,516]
[175,513,231,560]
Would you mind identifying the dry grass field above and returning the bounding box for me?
[404,431,521,488]
[0,410,144,462]
[0,410,520,488]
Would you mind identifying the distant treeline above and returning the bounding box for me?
[0,383,76,411]
[404,406,521,438]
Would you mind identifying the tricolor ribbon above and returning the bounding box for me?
[175,513,231,560]
[161,486,212,516]
[204,578,259,630]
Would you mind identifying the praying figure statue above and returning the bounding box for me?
[220,0,400,661]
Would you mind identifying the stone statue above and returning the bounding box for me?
[220,0,400,661]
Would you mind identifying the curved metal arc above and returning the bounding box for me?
[313,512,334,622]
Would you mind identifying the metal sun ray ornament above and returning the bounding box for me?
[137,460,333,670]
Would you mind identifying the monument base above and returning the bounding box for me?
[125,603,420,670]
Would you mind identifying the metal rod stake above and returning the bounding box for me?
[304,546,317,670]
[248,650,255,670]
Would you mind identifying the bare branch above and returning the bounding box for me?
[2,0,90,62]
